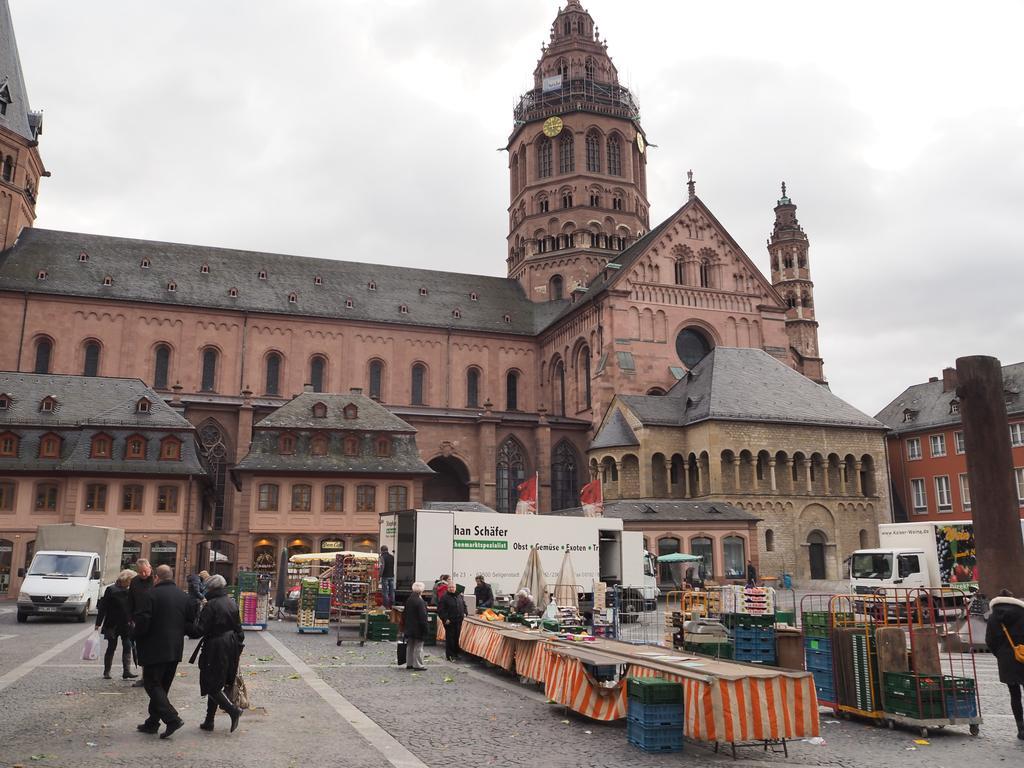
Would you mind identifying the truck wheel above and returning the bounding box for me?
[77,604,88,623]
[16,611,27,624]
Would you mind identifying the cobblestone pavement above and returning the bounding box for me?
[1,604,1021,768]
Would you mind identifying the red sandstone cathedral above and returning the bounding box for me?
[1,2,882,588]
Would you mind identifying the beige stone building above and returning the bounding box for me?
[588,348,890,582]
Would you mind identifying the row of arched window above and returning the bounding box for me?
[534,231,629,255]
[495,436,582,513]
[544,343,592,416]
[536,131,624,180]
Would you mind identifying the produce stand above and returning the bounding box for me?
[296,576,331,633]
[332,551,379,646]
[237,570,270,631]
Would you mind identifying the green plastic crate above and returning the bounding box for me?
[627,676,684,705]
[885,697,945,719]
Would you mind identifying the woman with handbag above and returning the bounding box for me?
[986,588,1024,740]
[192,574,245,733]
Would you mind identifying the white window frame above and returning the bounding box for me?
[907,438,922,461]
[1016,467,1024,506]
[954,430,966,454]
[935,475,952,512]
[929,434,946,458]
[910,478,927,514]
[959,473,971,511]
[1011,423,1024,448]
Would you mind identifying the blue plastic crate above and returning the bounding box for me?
[627,699,685,727]
[945,693,978,719]
[815,683,836,703]
[733,648,776,664]
[804,636,832,652]
[805,649,833,673]
[627,720,684,753]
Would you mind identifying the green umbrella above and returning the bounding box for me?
[657,552,703,563]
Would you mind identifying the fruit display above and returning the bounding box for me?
[297,577,331,632]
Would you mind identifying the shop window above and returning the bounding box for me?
[121,540,142,569]
[657,537,680,585]
[150,540,177,570]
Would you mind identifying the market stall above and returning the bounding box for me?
[330,551,379,645]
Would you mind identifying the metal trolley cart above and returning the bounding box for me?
[333,551,380,646]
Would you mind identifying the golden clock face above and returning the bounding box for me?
[542,116,564,138]
[636,132,646,154]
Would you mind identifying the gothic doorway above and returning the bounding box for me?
[807,530,827,580]
[424,456,470,503]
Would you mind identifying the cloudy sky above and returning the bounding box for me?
[9,0,1024,415]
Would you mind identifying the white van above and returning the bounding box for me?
[17,550,105,623]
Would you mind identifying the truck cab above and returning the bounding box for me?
[851,548,930,595]
[16,550,104,623]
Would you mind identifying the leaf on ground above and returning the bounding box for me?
[288,673,301,680]
[443,675,455,683]
[257,655,275,662]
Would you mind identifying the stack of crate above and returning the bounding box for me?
[850,632,880,711]
[725,614,775,664]
[882,672,946,719]
[363,611,398,641]
[804,635,835,704]
[626,677,684,753]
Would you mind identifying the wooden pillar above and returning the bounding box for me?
[956,355,1024,597]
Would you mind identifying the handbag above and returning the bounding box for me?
[228,674,250,710]
[397,641,407,666]
[1002,625,1024,663]
[82,631,101,661]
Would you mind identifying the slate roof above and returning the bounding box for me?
[614,348,883,431]
[255,391,416,432]
[551,499,760,523]
[590,408,639,450]
[0,1,40,142]
[874,362,1024,433]
[422,501,499,514]
[0,228,558,335]
[0,373,203,475]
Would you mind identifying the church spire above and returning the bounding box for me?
[0,0,46,251]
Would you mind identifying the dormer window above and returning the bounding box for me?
[90,433,113,459]
[36,270,47,280]
[0,431,18,458]
[343,435,360,456]
[399,305,408,314]
[159,435,182,461]
[0,394,9,410]
[310,434,328,456]
[314,275,323,286]
[228,287,238,298]
[419,287,428,296]
[345,298,354,308]
[136,397,152,414]
[38,432,61,459]
[200,264,210,275]
[470,292,478,301]
[949,399,960,415]
[279,433,296,455]
[503,314,511,324]
[902,408,917,423]
[258,270,268,280]
[102,275,113,287]
[376,437,391,458]
[140,258,150,269]
[79,251,89,263]
[452,309,462,319]
[125,435,147,460]
[343,404,358,420]
[312,402,328,419]
[40,396,56,412]
[368,281,377,291]
[166,281,177,292]
[288,292,298,304]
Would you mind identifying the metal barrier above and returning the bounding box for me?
[612,584,663,645]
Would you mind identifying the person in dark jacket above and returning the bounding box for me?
[126,558,155,687]
[403,581,429,671]
[193,574,244,733]
[132,564,198,739]
[96,569,138,680]
[437,579,467,662]
[745,560,758,587]
[474,575,494,610]
[186,569,210,603]
[986,589,1024,740]
[379,546,395,609]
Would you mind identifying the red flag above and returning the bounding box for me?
[580,478,603,518]
[515,474,538,515]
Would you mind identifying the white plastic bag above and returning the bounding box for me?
[82,631,101,661]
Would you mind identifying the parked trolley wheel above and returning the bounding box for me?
[919,727,929,738]
[970,724,980,736]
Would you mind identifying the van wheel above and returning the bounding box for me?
[77,603,88,623]
[16,611,27,623]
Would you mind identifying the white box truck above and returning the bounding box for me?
[850,520,1024,610]
[380,509,658,606]
[16,524,124,623]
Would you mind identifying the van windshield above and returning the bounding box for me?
[852,553,893,580]
[28,553,92,578]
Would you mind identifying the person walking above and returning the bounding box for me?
[403,581,428,671]
[437,579,467,662]
[745,560,758,587]
[192,574,244,733]
[187,569,210,604]
[95,569,138,680]
[132,564,198,739]
[379,546,395,609]
[985,589,1024,740]
[127,558,155,687]
[473,575,494,610]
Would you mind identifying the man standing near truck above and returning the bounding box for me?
[379,546,395,609]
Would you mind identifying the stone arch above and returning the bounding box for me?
[425,455,471,503]
[197,419,232,531]
[551,440,582,511]
[798,503,838,581]
[619,453,640,498]
[670,453,686,498]
[651,452,668,497]
[496,436,528,513]
[720,449,737,493]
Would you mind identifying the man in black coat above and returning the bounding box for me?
[986,590,1024,740]
[95,569,137,680]
[403,581,428,671]
[126,558,154,687]
[132,564,198,739]
[437,580,468,662]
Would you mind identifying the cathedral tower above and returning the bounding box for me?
[768,183,825,382]
[0,0,44,252]
[506,0,649,302]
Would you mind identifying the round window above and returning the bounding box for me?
[675,328,712,368]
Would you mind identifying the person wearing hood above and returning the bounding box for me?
[986,588,1024,740]
[192,574,245,733]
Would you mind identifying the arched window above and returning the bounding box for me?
[411,363,426,405]
[1,155,12,182]
[264,352,282,396]
[674,260,685,285]
[200,348,218,392]
[723,535,746,579]
[765,529,775,552]
[786,293,797,309]
[198,421,229,529]
[553,359,566,416]
[558,132,575,174]
[699,260,711,288]
[310,434,328,456]
[657,537,681,585]
[586,130,601,172]
[551,440,580,511]
[496,438,527,514]
[578,345,592,409]
[607,134,622,176]
[368,360,384,401]
[584,57,595,80]
[690,536,714,579]
[154,344,171,389]
[558,57,569,78]
[466,368,480,408]
[549,274,564,301]
[675,327,713,369]
[506,370,519,411]
[83,341,101,377]
[537,136,552,178]
[34,338,52,374]
[310,356,326,393]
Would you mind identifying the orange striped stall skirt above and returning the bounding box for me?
[458,620,515,670]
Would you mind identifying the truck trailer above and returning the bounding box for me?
[380,509,657,606]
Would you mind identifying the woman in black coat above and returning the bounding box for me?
[437,581,468,662]
[193,575,245,733]
[95,569,138,679]
[986,590,1024,740]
